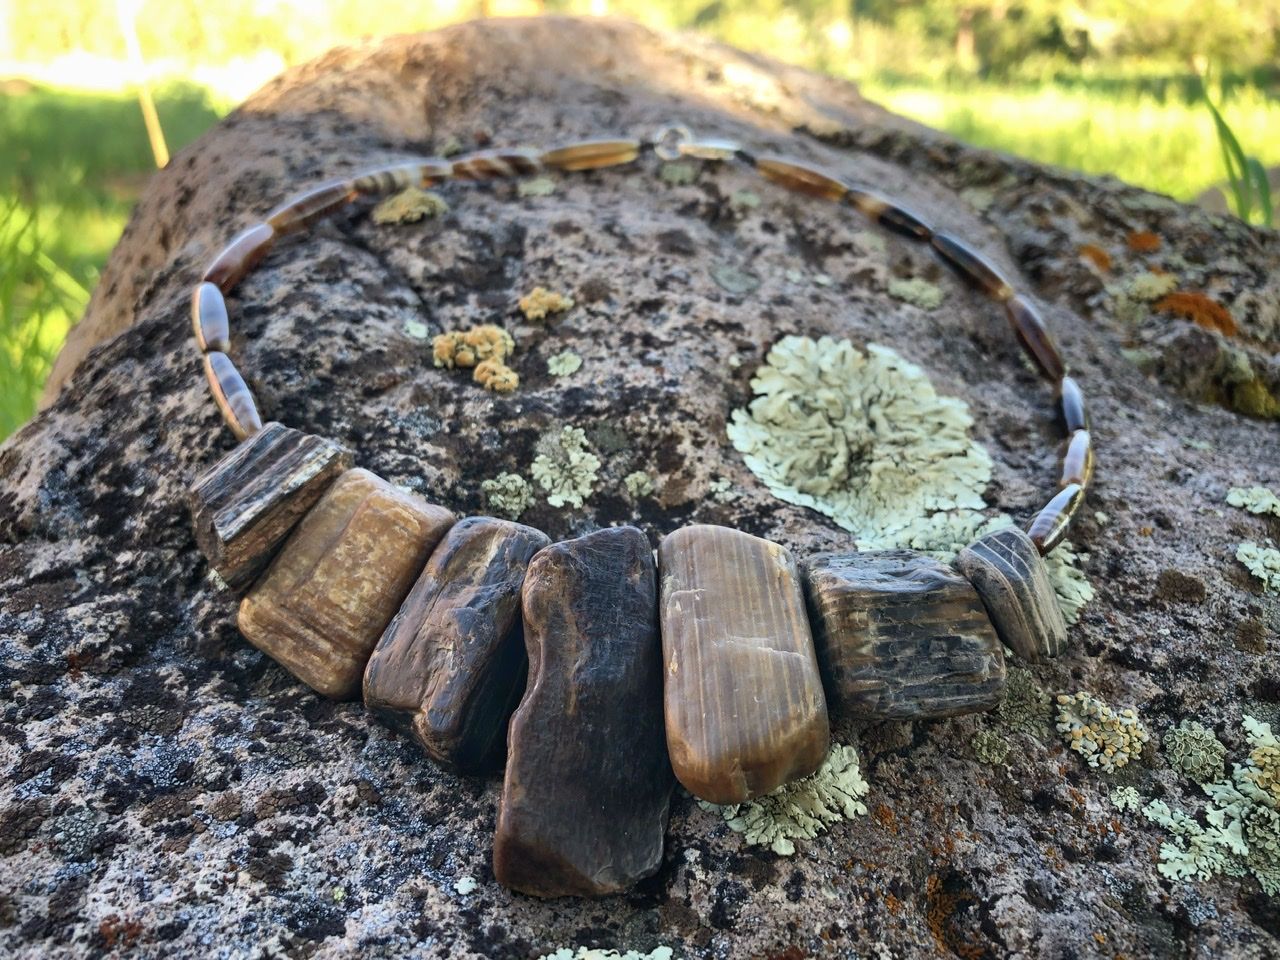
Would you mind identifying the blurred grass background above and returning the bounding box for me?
[2,0,1278,438]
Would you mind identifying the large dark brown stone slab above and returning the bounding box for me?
[956,526,1068,662]
[658,524,829,804]
[803,550,1006,720]
[363,515,550,772]
[494,526,672,898]
[187,421,352,591]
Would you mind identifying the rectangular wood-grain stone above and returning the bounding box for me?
[238,468,454,699]
[658,524,829,805]
[363,516,549,773]
[187,421,352,591]
[956,526,1068,662]
[494,526,672,898]
[803,550,1006,720]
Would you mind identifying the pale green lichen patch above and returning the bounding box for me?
[888,277,945,310]
[1111,786,1142,812]
[727,337,1093,622]
[852,230,887,254]
[660,161,698,185]
[728,337,990,547]
[453,875,478,895]
[997,667,1051,735]
[698,743,869,856]
[1056,692,1150,773]
[402,319,430,340]
[973,729,1010,765]
[1143,716,1280,895]
[1111,270,1179,328]
[1237,542,1280,593]
[371,187,448,225]
[540,949,674,960]
[481,472,534,520]
[531,427,601,509]
[1165,720,1228,785]
[624,471,654,498]
[517,176,557,198]
[1228,486,1280,518]
[729,189,760,215]
[547,350,583,377]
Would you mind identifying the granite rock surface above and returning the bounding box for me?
[2,15,1279,959]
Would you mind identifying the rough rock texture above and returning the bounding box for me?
[2,14,1279,959]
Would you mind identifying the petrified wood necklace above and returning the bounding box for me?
[186,125,1093,898]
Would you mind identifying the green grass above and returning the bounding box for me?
[0,83,223,438]
[1,74,1277,440]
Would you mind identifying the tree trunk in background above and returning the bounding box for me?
[5,16,1280,959]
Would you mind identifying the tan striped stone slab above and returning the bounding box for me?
[956,526,1067,662]
[658,524,829,805]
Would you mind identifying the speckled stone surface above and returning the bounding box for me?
[2,15,1280,959]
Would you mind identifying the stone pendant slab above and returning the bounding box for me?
[803,550,1006,720]
[494,526,672,898]
[187,421,352,591]
[955,526,1067,662]
[658,524,829,805]
[363,516,549,772]
[238,469,455,699]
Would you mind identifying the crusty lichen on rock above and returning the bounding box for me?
[997,667,1051,735]
[1056,692,1150,773]
[539,948,674,960]
[698,742,869,856]
[1227,486,1280,518]
[531,426,601,509]
[1237,542,1280,594]
[519,286,575,321]
[888,277,945,310]
[547,350,582,377]
[481,472,534,519]
[624,471,654,498]
[1165,720,1227,785]
[371,186,448,224]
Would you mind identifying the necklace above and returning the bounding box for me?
[186,125,1093,898]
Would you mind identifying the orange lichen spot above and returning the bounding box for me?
[1154,291,1237,336]
[474,358,519,393]
[433,324,516,370]
[925,873,987,960]
[871,803,899,834]
[519,286,575,321]
[884,892,904,916]
[1126,230,1162,252]
[1078,243,1112,272]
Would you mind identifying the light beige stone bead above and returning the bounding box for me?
[658,524,830,804]
[238,468,454,698]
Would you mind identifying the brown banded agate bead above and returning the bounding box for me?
[203,222,274,293]
[1060,429,1094,488]
[202,351,263,441]
[191,282,230,354]
[677,138,741,161]
[1027,483,1085,554]
[803,551,1006,720]
[187,422,352,591]
[1059,376,1088,432]
[755,156,847,200]
[351,160,453,194]
[847,191,933,240]
[1005,296,1066,381]
[266,180,356,234]
[540,139,641,171]
[956,526,1068,662]
[363,516,549,772]
[931,233,1015,301]
[450,148,542,180]
[658,524,829,804]
[238,469,455,699]
[494,526,672,898]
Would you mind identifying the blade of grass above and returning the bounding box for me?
[1244,156,1273,227]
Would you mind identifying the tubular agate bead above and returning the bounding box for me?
[540,139,641,171]
[191,282,231,354]
[677,138,742,161]
[1059,376,1088,432]
[352,161,453,195]
[266,181,357,234]
[755,156,847,201]
[203,351,263,441]
[847,191,933,240]
[931,233,1015,301]
[203,223,275,293]
[1005,296,1065,381]
[450,149,543,180]
[1060,430,1094,488]
[1027,483,1084,554]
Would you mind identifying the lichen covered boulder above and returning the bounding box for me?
[3,15,1280,960]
